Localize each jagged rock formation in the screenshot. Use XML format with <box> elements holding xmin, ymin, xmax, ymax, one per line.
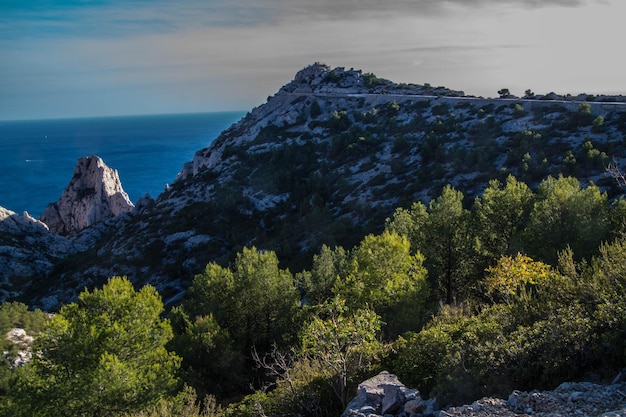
<box><xmin>0</xmin><ymin>156</ymin><xmax>133</xmax><ymax>306</ymax></box>
<box><xmin>39</xmin><ymin>155</ymin><xmax>134</xmax><ymax>236</ymax></box>
<box><xmin>342</xmin><ymin>372</ymin><xmax>626</xmax><ymax>417</ymax></box>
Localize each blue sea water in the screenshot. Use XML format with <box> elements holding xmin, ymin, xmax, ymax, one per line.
<box><xmin>0</xmin><ymin>112</ymin><xmax>245</xmax><ymax>217</ymax></box>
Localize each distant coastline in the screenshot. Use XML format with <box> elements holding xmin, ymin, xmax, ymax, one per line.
<box><xmin>0</xmin><ymin>110</ymin><xmax>248</xmax><ymax>123</ymax></box>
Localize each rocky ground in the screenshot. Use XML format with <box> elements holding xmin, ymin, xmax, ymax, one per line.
<box><xmin>444</xmin><ymin>380</ymin><xmax>626</xmax><ymax>417</ymax></box>
<box><xmin>343</xmin><ymin>371</ymin><xmax>626</xmax><ymax>417</ymax></box>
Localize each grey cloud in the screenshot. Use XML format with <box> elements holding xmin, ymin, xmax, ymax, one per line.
<box><xmin>162</xmin><ymin>0</ymin><xmax>593</xmax><ymax>26</ymax></box>
<box><xmin>399</xmin><ymin>44</ymin><xmax>528</xmax><ymax>53</ymax></box>
<box><xmin>1</xmin><ymin>0</ymin><xmax>593</xmax><ymax>41</ymax></box>
<box><xmin>0</xmin><ymin>0</ymin><xmax>284</xmax><ymax>41</ymax></box>
<box><xmin>274</xmin><ymin>0</ymin><xmax>589</xmax><ymax>20</ymax></box>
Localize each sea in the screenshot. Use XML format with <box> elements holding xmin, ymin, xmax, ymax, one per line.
<box><xmin>0</xmin><ymin>111</ymin><xmax>246</xmax><ymax>217</ymax></box>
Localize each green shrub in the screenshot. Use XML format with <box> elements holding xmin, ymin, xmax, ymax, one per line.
<box><xmin>431</xmin><ymin>103</ymin><xmax>450</xmax><ymax>116</ymax></box>
<box><xmin>390</xmin><ymin>241</ymin><xmax>626</xmax><ymax>405</ymax></box>
<box><xmin>363</xmin><ymin>72</ymin><xmax>384</xmax><ymax>88</ymax></box>
<box><xmin>6</xmin><ymin>277</ymin><xmax>181</xmax><ymax>417</ymax></box>
<box><xmin>0</xmin><ymin>302</ymin><xmax>47</xmax><ymax>337</ymax></box>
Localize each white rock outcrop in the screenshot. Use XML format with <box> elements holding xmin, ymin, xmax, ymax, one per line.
<box><xmin>4</xmin><ymin>328</ymin><xmax>34</xmax><ymax>367</ymax></box>
<box><xmin>40</xmin><ymin>155</ymin><xmax>134</xmax><ymax>235</ymax></box>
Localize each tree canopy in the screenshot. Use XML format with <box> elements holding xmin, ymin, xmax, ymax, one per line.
<box><xmin>5</xmin><ymin>277</ymin><xmax>180</xmax><ymax>417</ymax></box>
<box><xmin>3</xmin><ymin>173</ymin><xmax>626</xmax><ymax>416</ymax></box>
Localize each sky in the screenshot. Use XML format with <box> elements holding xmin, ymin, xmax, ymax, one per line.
<box><xmin>1</xmin><ymin>0</ymin><xmax>625</xmax><ymax>120</ymax></box>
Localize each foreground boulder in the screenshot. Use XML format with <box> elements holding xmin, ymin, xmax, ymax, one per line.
<box><xmin>342</xmin><ymin>371</ymin><xmax>437</xmax><ymax>417</ymax></box>
<box><xmin>40</xmin><ymin>155</ymin><xmax>134</xmax><ymax>235</ymax></box>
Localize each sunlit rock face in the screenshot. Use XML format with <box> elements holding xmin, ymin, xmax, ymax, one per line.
<box><xmin>40</xmin><ymin>155</ymin><xmax>134</xmax><ymax>236</ymax></box>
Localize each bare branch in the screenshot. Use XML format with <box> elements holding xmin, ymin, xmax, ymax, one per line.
<box><xmin>251</xmin><ymin>343</ymin><xmax>296</xmax><ymax>392</ymax></box>
<box><xmin>605</xmin><ymin>158</ymin><xmax>626</xmax><ymax>188</ymax></box>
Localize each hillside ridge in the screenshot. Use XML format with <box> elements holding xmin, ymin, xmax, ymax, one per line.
<box><xmin>2</xmin><ymin>63</ymin><xmax>626</xmax><ymax>309</ymax></box>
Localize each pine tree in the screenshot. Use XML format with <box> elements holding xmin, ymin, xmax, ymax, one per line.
<box><xmin>6</xmin><ymin>277</ymin><xmax>180</xmax><ymax>417</ymax></box>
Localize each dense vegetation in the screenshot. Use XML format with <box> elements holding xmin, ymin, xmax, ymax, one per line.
<box><xmin>2</xmin><ymin>173</ymin><xmax>626</xmax><ymax>416</ymax></box>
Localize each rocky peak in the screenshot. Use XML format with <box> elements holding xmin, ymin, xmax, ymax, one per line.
<box><xmin>277</xmin><ymin>64</ymin><xmax>372</xmax><ymax>96</ymax></box>
<box><xmin>278</xmin><ymin>63</ymin><xmax>356</xmax><ymax>94</ymax></box>
<box><xmin>277</xmin><ymin>63</ymin><xmax>464</xmax><ymax>97</ymax></box>
<box><xmin>39</xmin><ymin>155</ymin><xmax>134</xmax><ymax>236</ymax></box>
<box><xmin>292</xmin><ymin>62</ymin><xmax>332</xmax><ymax>84</ymax></box>
<box><xmin>178</xmin><ymin>63</ymin><xmax>465</xmax><ymax>178</ymax></box>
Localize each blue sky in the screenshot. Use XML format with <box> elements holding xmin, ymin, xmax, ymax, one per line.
<box><xmin>1</xmin><ymin>0</ymin><xmax>624</xmax><ymax>120</ymax></box>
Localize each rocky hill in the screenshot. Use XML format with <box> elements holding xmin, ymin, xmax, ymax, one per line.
<box><xmin>3</xmin><ymin>63</ymin><xmax>626</xmax><ymax>309</ymax></box>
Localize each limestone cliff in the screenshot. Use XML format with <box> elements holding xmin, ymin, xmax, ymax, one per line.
<box><xmin>39</xmin><ymin>155</ymin><xmax>134</xmax><ymax>236</ymax></box>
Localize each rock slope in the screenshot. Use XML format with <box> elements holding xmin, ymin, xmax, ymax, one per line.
<box><xmin>0</xmin><ymin>206</ymin><xmax>82</xmax><ymax>301</ymax></box>
<box><xmin>39</xmin><ymin>155</ymin><xmax>134</xmax><ymax>236</ymax></box>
